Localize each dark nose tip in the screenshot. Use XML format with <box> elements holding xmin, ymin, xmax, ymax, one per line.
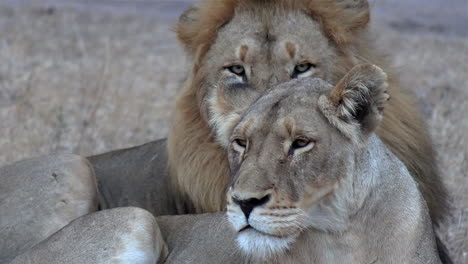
<box><xmin>232</xmin><ymin>195</ymin><xmax>270</xmax><ymax>219</ymax></box>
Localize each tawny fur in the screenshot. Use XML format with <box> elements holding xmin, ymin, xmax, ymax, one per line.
<box><xmin>167</xmin><ymin>0</ymin><xmax>449</xmax><ymax>226</ymax></box>
<box><xmin>221</xmin><ymin>65</ymin><xmax>441</xmax><ymax>263</ymax></box>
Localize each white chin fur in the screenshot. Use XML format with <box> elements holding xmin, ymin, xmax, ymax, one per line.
<box><xmin>236</xmin><ymin>228</ymin><xmax>295</xmax><ymax>259</ymax></box>
<box><xmin>207</xmin><ymin>89</ymin><xmax>241</xmax><ymax>148</ymax></box>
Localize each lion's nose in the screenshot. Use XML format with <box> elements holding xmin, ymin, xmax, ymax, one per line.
<box><xmin>232</xmin><ymin>194</ymin><xmax>270</xmax><ymax>219</ymax></box>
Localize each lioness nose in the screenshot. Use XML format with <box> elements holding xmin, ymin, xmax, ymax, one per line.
<box><xmin>232</xmin><ymin>195</ymin><xmax>270</xmax><ymax>219</ymax></box>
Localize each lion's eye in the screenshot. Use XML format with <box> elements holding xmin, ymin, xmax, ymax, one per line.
<box><xmin>226</xmin><ymin>65</ymin><xmax>246</xmax><ymax>76</ymax></box>
<box><xmin>289</xmin><ymin>137</ymin><xmax>315</xmax><ymax>155</ymax></box>
<box><xmin>295</xmin><ymin>63</ymin><xmax>311</xmax><ymax>73</ymax></box>
<box><xmin>232</xmin><ymin>138</ymin><xmax>247</xmax><ymax>151</ymax></box>
<box><xmin>292</xmin><ymin>63</ymin><xmax>315</xmax><ymax>78</ymax></box>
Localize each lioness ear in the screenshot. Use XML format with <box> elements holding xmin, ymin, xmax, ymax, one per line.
<box><xmin>320</xmin><ymin>64</ymin><xmax>389</xmax><ymax>138</ymax></box>
<box><xmin>176</xmin><ymin>6</ymin><xmax>200</xmax><ymax>54</ymax></box>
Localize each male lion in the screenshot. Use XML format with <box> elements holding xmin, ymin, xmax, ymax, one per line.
<box><xmin>11</xmin><ymin>65</ymin><xmax>441</xmax><ymax>264</ymax></box>
<box><xmin>167</xmin><ymin>0</ymin><xmax>450</xmax><ymax>260</ymax></box>
<box><xmin>169</xmin><ymin>0</ymin><xmax>449</xmax><ymax>223</ymax></box>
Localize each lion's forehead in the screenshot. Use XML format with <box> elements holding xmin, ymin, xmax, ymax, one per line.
<box><xmin>214</xmin><ymin>8</ymin><xmax>330</xmax><ymax>63</ymax></box>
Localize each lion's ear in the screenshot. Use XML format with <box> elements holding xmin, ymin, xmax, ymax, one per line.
<box><xmin>336</xmin><ymin>0</ymin><xmax>369</xmax><ymax>10</ymax></box>
<box><xmin>179</xmin><ymin>6</ymin><xmax>199</xmax><ymax>25</ymax></box>
<box><xmin>176</xmin><ymin>6</ymin><xmax>200</xmax><ymax>54</ymax></box>
<box><xmin>336</xmin><ymin>0</ymin><xmax>370</xmax><ymax>30</ymax></box>
<box><xmin>320</xmin><ymin>64</ymin><xmax>389</xmax><ymax>139</ymax></box>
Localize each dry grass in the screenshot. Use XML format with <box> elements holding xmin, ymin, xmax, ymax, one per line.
<box><xmin>381</xmin><ymin>33</ymin><xmax>468</xmax><ymax>262</ymax></box>
<box><xmin>0</xmin><ymin>4</ymin><xmax>187</xmax><ymax>163</ymax></box>
<box><xmin>0</xmin><ymin>1</ymin><xmax>466</xmax><ymax>262</ymax></box>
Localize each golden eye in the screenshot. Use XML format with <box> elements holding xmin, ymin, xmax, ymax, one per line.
<box><xmin>292</xmin><ymin>63</ymin><xmax>316</xmax><ymax>78</ymax></box>
<box><xmin>227</xmin><ymin>65</ymin><xmax>246</xmax><ymax>76</ymax></box>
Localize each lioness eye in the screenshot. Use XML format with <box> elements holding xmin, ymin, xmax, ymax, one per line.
<box><xmin>292</xmin><ymin>63</ymin><xmax>315</xmax><ymax>78</ymax></box>
<box><xmin>227</xmin><ymin>65</ymin><xmax>246</xmax><ymax>76</ymax></box>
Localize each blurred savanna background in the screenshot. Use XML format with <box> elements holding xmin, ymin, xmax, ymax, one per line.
<box><xmin>0</xmin><ymin>0</ymin><xmax>466</xmax><ymax>262</ymax></box>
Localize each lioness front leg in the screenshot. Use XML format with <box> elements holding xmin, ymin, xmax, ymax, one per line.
<box><xmin>10</xmin><ymin>207</ymin><xmax>168</xmax><ymax>264</ymax></box>
<box><xmin>0</xmin><ymin>154</ymin><xmax>99</xmax><ymax>263</ymax></box>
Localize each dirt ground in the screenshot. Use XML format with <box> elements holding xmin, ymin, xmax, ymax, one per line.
<box><xmin>0</xmin><ymin>0</ymin><xmax>466</xmax><ymax>262</ymax></box>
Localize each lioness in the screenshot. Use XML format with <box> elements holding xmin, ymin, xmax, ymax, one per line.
<box><xmin>164</xmin><ymin>64</ymin><xmax>440</xmax><ymax>263</ymax></box>
<box><xmin>11</xmin><ymin>64</ymin><xmax>440</xmax><ymax>264</ymax></box>
<box><xmin>222</xmin><ymin>64</ymin><xmax>440</xmax><ymax>263</ymax></box>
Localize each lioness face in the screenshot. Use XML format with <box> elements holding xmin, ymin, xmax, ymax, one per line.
<box><xmin>225</xmin><ymin>65</ymin><xmax>388</xmax><ymax>258</ymax></box>
<box><xmin>226</xmin><ymin>78</ymin><xmax>349</xmax><ymax>258</ymax></box>
<box><xmin>201</xmin><ymin>6</ymin><xmax>343</xmax><ymax>147</ymax></box>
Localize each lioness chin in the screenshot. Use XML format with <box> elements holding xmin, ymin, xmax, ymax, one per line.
<box><xmin>224</xmin><ymin>64</ymin><xmax>441</xmax><ymax>263</ymax></box>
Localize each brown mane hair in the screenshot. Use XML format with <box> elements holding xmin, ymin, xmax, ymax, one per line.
<box><xmin>176</xmin><ymin>0</ymin><xmax>369</xmax><ymax>59</ymax></box>
<box><xmin>167</xmin><ymin>0</ymin><xmax>448</xmax><ymax>227</ymax></box>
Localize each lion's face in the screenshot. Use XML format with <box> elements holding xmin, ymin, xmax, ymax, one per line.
<box><xmin>170</xmin><ymin>0</ymin><xmax>375</xmax><ymax>214</ymax></box>
<box><xmin>225</xmin><ymin>65</ymin><xmax>389</xmax><ymax>258</ymax></box>
<box><xmin>200</xmin><ymin>7</ymin><xmax>343</xmax><ymax>147</ymax></box>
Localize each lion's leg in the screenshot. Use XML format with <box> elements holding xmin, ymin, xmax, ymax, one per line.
<box><xmin>0</xmin><ymin>154</ymin><xmax>99</xmax><ymax>263</ymax></box>
<box><xmin>10</xmin><ymin>207</ymin><xmax>168</xmax><ymax>264</ymax></box>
